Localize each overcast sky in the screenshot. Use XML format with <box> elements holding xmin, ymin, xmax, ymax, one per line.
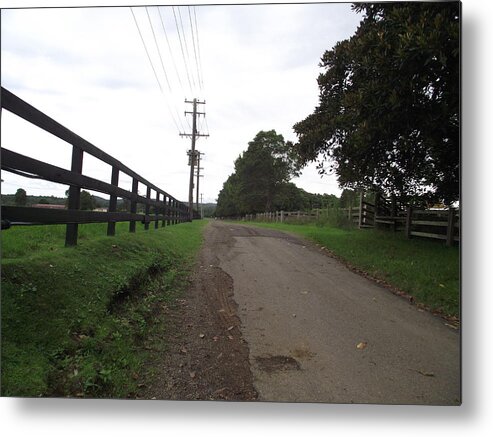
<box><xmin>1</xmin><ymin>1</ymin><xmax>362</xmax><ymax>203</ymax></box>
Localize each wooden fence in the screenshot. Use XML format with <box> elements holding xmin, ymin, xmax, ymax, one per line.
<box><xmin>1</xmin><ymin>87</ymin><xmax>193</xmax><ymax>246</ymax></box>
<box><xmin>242</xmin><ymin>194</ymin><xmax>460</xmax><ymax>246</ymax></box>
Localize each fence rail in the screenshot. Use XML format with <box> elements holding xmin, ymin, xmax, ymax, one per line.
<box><xmin>240</xmin><ymin>199</ymin><xmax>460</xmax><ymax>246</ymax></box>
<box><xmin>1</xmin><ymin>87</ymin><xmax>193</xmax><ymax>245</ymax></box>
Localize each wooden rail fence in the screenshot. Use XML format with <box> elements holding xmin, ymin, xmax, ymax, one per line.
<box><xmin>241</xmin><ymin>193</ymin><xmax>460</xmax><ymax>246</ymax></box>
<box><xmin>1</xmin><ymin>87</ymin><xmax>194</xmax><ymax>246</ymax></box>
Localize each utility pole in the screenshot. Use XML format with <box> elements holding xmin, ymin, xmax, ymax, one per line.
<box><xmin>195</xmin><ymin>151</ymin><xmax>204</xmax><ymax>213</ymax></box>
<box><xmin>180</xmin><ymin>98</ymin><xmax>208</xmax><ymax>220</ymax></box>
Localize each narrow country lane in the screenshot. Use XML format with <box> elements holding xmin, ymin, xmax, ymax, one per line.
<box><xmin>212</xmin><ymin>221</ymin><xmax>460</xmax><ymax>405</ymax></box>
<box><xmin>140</xmin><ymin>220</ymin><xmax>460</xmax><ymax>405</ymax></box>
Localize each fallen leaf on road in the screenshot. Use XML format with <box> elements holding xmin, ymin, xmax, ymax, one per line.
<box><xmin>356</xmin><ymin>342</ymin><xmax>367</xmax><ymax>350</ymax></box>
<box><xmin>300</xmin><ymin>291</ymin><xmax>308</xmax><ymax>295</ymax></box>
<box><xmin>199</xmin><ymin>333</ymin><xmax>205</xmax><ymax>338</ymax></box>
<box><xmin>180</xmin><ymin>347</ymin><xmax>188</xmax><ymax>354</ymax></box>
<box><xmin>445</xmin><ymin>323</ymin><xmax>459</xmax><ymax>330</ymax></box>
<box><xmin>227</xmin><ymin>326</ymin><xmax>234</xmax><ymax>331</ymax></box>
<box><xmin>228</xmin><ymin>335</ymin><xmax>234</xmax><ymax>340</ymax></box>
<box><xmin>190</xmin><ymin>371</ymin><xmax>196</xmax><ymax>379</ymax></box>
<box><xmin>292</xmin><ymin>314</ymin><xmax>297</xmax><ymax>318</ymax></box>
<box><xmin>439</xmin><ymin>284</ymin><xmax>445</xmax><ymax>288</ymax></box>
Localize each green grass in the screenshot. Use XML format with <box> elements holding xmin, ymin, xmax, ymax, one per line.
<box><xmin>244</xmin><ymin>221</ymin><xmax>460</xmax><ymax>318</ymax></box>
<box><xmin>1</xmin><ymin>220</ymin><xmax>207</xmax><ymax>398</ymax></box>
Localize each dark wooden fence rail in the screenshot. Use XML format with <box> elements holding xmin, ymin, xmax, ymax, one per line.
<box><xmin>1</xmin><ymin>87</ymin><xmax>193</xmax><ymax>246</ymax></box>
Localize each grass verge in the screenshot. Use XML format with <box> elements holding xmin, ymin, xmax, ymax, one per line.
<box><xmin>1</xmin><ymin>220</ymin><xmax>207</xmax><ymax>398</ymax></box>
<box><xmin>242</xmin><ymin>221</ymin><xmax>460</xmax><ymax>319</ymax></box>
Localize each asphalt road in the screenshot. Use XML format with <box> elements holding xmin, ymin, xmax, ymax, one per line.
<box><xmin>211</xmin><ymin>221</ymin><xmax>460</xmax><ymax>405</ymax></box>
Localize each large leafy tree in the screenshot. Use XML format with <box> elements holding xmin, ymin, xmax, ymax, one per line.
<box><xmin>14</xmin><ymin>188</ymin><xmax>27</xmax><ymax>206</ymax></box>
<box><xmin>216</xmin><ymin>173</ymin><xmax>241</xmax><ymax>217</ymax></box>
<box><xmin>293</xmin><ymin>2</ymin><xmax>460</xmax><ymax>205</ymax></box>
<box><xmin>216</xmin><ymin>130</ymin><xmax>299</xmax><ymax>216</ymax></box>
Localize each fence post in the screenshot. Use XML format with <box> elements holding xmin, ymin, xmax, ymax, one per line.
<box><xmin>166</xmin><ymin>198</ymin><xmax>170</xmax><ymax>226</ymax></box>
<box><xmin>144</xmin><ymin>186</ymin><xmax>151</xmax><ymax>230</ymax></box>
<box><xmin>391</xmin><ymin>194</ymin><xmax>397</xmax><ymax>232</ymax></box>
<box><xmin>446</xmin><ymin>207</ymin><xmax>456</xmax><ymax>247</ymax></box>
<box><xmin>405</xmin><ymin>206</ymin><xmax>413</xmax><ymax>239</ymax></box>
<box><xmin>65</xmin><ymin>146</ymin><xmax>84</xmax><ymax>246</ymax></box>
<box><xmin>374</xmin><ymin>192</ymin><xmax>381</xmax><ymax>215</ymax></box>
<box><xmin>358</xmin><ymin>192</ymin><xmax>364</xmax><ymax>229</ymax></box>
<box><xmin>107</xmin><ymin>166</ymin><xmax>119</xmax><ymax>236</ymax></box>
<box><xmin>155</xmin><ymin>192</ymin><xmax>160</xmax><ymax>229</ymax></box>
<box><xmin>129</xmin><ymin>177</ymin><xmax>138</xmax><ymax>233</ymax></box>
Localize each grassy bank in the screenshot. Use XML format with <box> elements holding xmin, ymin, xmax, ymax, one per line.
<box><xmin>1</xmin><ymin>220</ymin><xmax>207</xmax><ymax>398</ymax></box>
<box><xmin>244</xmin><ymin>221</ymin><xmax>460</xmax><ymax>318</ymax></box>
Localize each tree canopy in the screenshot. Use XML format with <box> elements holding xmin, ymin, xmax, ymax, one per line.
<box><xmin>14</xmin><ymin>188</ymin><xmax>27</xmax><ymax>206</ymax></box>
<box><xmin>293</xmin><ymin>2</ymin><xmax>460</xmax><ymax>205</ymax></box>
<box><xmin>216</xmin><ymin>130</ymin><xmax>339</xmax><ymax>217</ymax></box>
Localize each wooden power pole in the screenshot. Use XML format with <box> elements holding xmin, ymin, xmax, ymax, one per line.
<box><xmin>195</xmin><ymin>151</ymin><xmax>204</xmax><ymax>213</ymax></box>
<box><xmin>180</xmin><ymin>98</ymin><xmax>208</xmax><ymax>221</ymax></box>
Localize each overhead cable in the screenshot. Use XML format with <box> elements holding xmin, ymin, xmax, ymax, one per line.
<box><xmin>157</xmin><ymin>6</ymin><xmax>184</xmax><ymax>91</ymax></box>
<box><xmin>188</xmin><ymin>6</ymin><xmax>202</xmax><ymax>91</ymax></box>
<box><xmin>130</xmin><ymin>7</ymin><xmax>182</xmax><ymax>133</ymax></box>
<box><xmin>172</xmin><ymin>6</ymin><xmax>193</xmax><ymax>93</ymax></box>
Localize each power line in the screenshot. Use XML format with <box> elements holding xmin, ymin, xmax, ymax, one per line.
<box><xmin>177</xmin><ymin>6</ymin><xmax>196</xmax><ymax>91</ymax></box>
<box><xmin>131</xmin><ymin>7</ymin><xmax>164</xmax><ymax>94</ymax></box>
<box><xmin>130</xmin><ymin>7</ymin><xmax>182</xmax><ymax>134</ymax></box>
<box><xmin>188</xmin><ymin>6</ymin><xmax>202</xmax><ymax>91</ymax></box>
<box><xmin>145</xmin><ymin>6</ymin><xmax>186</xmax><ymax>133</ymax></box>
<box><xmin>172</xmin><ymin>6</ymin><xmax>193</xmax><ymax>93</ymax></box>
<box><xmin>193</xmin><ymin>6</ymin><xmax>205</xmax><ymax>90</ymax></box>
<box><xmin>157</xmin><ymin>6</ymin><xmax>184</xmax><ymax>91</ymax></box>
<box><xmin>145</xmin><ymin>6</ymin><xmax>171</xmax><ymax>92</ymax></box>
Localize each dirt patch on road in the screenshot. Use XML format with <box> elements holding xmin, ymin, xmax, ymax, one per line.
<box><xmin>137</xmin><ymin>223</ymin><xmax>257</xmax><ymax>401</ymax></box>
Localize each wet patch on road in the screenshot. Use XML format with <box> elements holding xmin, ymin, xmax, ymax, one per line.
<box><xmin>255</xmin><ymin>355</ymin><xmax>301</xmax><ymax>373</ymax></box>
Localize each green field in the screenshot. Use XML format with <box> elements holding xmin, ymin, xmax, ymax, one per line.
<box><xmin>243</xmin><ymin>221</ymin><xmax>460</xmax><ymax>318</ymax></box>
<box><xmin>1</xmin><ymin>220</ymin><xmax>207</xmax><ymax>398</ymax></box>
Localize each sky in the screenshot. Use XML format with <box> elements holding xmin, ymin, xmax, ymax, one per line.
<box><xmin>0</xmin><ymin>1</ymin><xmax>363</xmax><ymax>204</ymax></box>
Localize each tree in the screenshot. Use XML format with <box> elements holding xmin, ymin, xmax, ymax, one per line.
<box><xmin>215</xmin><ymin>173</ymin><xmax>241</xmax><ymax>217</ymax></box>
<box><xmin>293</xmin><ymin>2</ymin><xmax>460</xmax><ymax>205</ymax></box>
<box><xmin>65</xmin><ymin>189</ymin><xmax>95</xmax><ymax>210</ymax></box>
<box><xmin>216</xmin><ymin>130</ymin><xmax>299</xmax><ymax>216</ymax></box>
<box><xmin>79</xmin><ymin>190</ymin><xmax>95</xmax><ymax>210</ymax></box>
<box><xmin>14</xmin><ymin>188</ymin><xmax>27</xmax><ymax>206</ymax></box>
